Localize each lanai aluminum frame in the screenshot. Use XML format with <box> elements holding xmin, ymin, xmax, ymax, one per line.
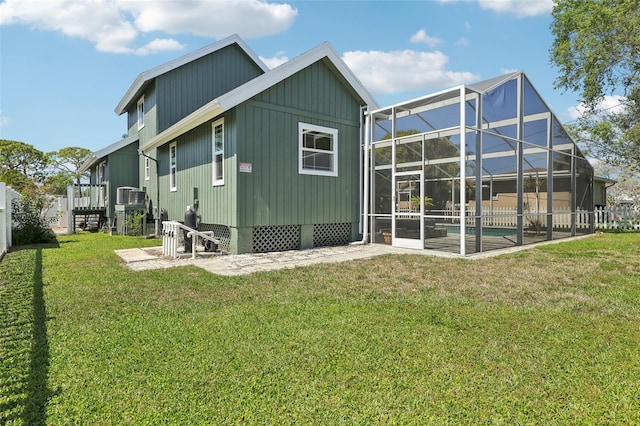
<box><xmin>365</xmin><ymin>72</ymin><xmax>594</xmax><ymax>255</ymax></box>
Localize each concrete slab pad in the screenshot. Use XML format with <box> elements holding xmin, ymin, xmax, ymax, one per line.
<box><xmin>115</xmin><ymin>248</ymin><xmax>161</xmax><ymax>263</ymax></box>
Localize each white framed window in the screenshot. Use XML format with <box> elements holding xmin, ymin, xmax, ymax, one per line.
<box><xmin>144</xmin><ymin>157</ymin><xmax>150</xmax><ymax>181</ymax></box>
<box><xmin>137</xmin><ymin>96</ymin><xmax>145</xmax><ymax>130</ymax></box>
<box><xmin>169</xmin><ymin>142</ymin><xmax>177</xmax><ymax>192</ymax></box>
<box><xmin>299</xmin><ymin>122</ymin><xmax>338</xmax><ymax>177</ymax></box>
<box><xmin>212</xmin><ymin>118</ymin><xmax>224</xmax><ymax>186</ymax></box>
<box><xmin>98</xmin><ymin>161</ymin><xmax>107</xmax><ymax>183</ymax></box>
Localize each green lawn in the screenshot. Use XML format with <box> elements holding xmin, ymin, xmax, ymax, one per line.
<box><xmin>1</xmin><ymin>232</ymin><xmax>639</xmax><ymax>425</ymax></box>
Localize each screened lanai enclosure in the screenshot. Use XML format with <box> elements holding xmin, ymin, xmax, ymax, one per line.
<box><xmin>366</xmin><ymin>72</ymin><xmax>594</xmax><ymax>255</ymax></box>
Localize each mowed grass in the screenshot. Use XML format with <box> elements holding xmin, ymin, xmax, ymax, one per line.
<box><xmin>1</xmin><ymin>232</ymin><xmax>639</xmax><ymax>424</ymax></box>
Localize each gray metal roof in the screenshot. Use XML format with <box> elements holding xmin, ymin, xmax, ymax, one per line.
<box><xmin>141</xmin><ymin>41</ymin><xmax>379</xmax><ymax>152</ymax></box>
<box><xmin>114</xmin><ymin>34</ymin><xmax>269</xmax><ymax>115</ymax></box>
<box><xmin>467</xmin><ymin>71</ymin><xmax>522</xmax><ymax>93</ymax></box>
<box><xmin>79</xmin><ymin>133</ymin><xmax>139</xmax><ymax>173</ymax></box>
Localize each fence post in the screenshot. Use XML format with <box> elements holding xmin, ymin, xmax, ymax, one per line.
<box><xmin>0</xmin><ymin>182</ymin><xmax>7</xmax><ymax>257</ymax></box>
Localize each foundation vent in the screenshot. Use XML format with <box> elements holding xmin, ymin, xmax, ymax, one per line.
<box><xmin>313</xmin><ymin>223</ymin><xmax>351</xmax><ymax>247</ymax></box>
<box><xmin>252</xmin><ymin>225</ymin><xmax>301</xmax><ymax>253</ymax></box>
<box><xmin>198</xmin><ymin>223</ymin><xmax>231</xmax><ymax>253</ymax></box>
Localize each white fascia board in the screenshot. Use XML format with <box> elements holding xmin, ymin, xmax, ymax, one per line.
<box><xmin>319</xmin><ymin>43</ymin><xmax>379</xmax><ymax>109</ymax></box>
<box><xmin>232</xmin><ymin>41</ymin><xmax>379</xmax><ymax>109</ymax></box>
<box><xmin>78</xmin><ymin>155</ymin><xmax>97</xmax><ymax>174</ymax></box>
<box><xmin>114</xmin><ymin>34</ymin><xmax>268</xmax><ymax>115</ymax></box>
<box><xmin>141</xmin><ymin>102</ymin><xmax>223</xmax><ymax>153</ymax></box>
<box><xmin>141</xmin><ymin>41</ymin><xmax>381</xmax><ymax>153</ymax></box>
<box><xmin>79</xmin><ymin>134</ymin><xmax>140</xmax><ymax>173</ymax></box>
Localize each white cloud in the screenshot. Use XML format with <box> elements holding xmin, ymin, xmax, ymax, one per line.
<box><xmin>133</xmin><ymin>39</ymin><xmax>185</xmax><ymax>56</ymax></box>
<box><xmin>0</xmin><ymin>0</ymin><xmax>297</xmax><ymax>55</ymax></box>
<box><xmin>568</xmin><ymin>96</ymin><xmax>627</xmax><ymax>120</ymax></box>
<box><xmin>0</xmin><ymin>110</ymin><xmax>9</xmax><ymax>127</ymax></box>
<box><xmin>456</xmin><ymin>37</ymin><xmax>469</xmax><ymax>46</ymax></box>
<box><xmin>409</xmin><ymin>29</ymin><xmax>441</xmax><ymax>48</ymax></box>
<box><xmin>438</xmin><ymin>0</ymin><xmax>553</xmax><ymax>17</ymax></box>
<box><xmin>480</xmin><ymin>0</ymin><xmax>553</xmax><ymax>17</ymax></box>
<box><xmin>260</xmin><ymin>52</ymin><xmax>290</xmax><ymax>69</ymax></box>
<box><xmin>120</xmin><ymin>0</ymin><xmax>297</xmax><ymax>39</ymax></box>
<box><xmin>500</xmin><ymin>68</ymin><xmax>520</xmax><ymax>75</ymax></box>
<box><xmin>342</xmin><ymin>49</ymin><xmax>479</xmax><ymax>95</ymax></box>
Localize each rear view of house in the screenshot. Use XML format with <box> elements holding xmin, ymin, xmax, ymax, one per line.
<box><xmin>78</xmin><ymin>35</ymin><xmax>597</xmax><ymax>257</ymax></box>
<box><xmin>112</xmin><ymin>34</ymin><xmax>377</xmax><ymax>253</ymax></box>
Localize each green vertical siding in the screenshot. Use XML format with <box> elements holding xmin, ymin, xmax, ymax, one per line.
<box><xmin>156</xmin><ymin>110</ymin><xmax>237</xmax><ymax>225</ymax></box>
<box><xmin>126</xmin><ymin>81</ymin><xmax>157</xmax><ymax>143</ymax></box>
<box><xmin>156</xmin><ymin>44</ymin><xmax>264</xmax><ymax>133</ymax></box>
<box><xmin>236</xmin><ymin>61</ymin><xmax>362</xmax><ymax>228</ymax></box>
<box><xmin>153</xmin><ymin>57</ymin><xmax>364</xmax><ymax>253</ymax></box>
<box><xmin>107</xmin><ymin>143</ymin><xmax>140</xmax><ymax>222</ymax></box>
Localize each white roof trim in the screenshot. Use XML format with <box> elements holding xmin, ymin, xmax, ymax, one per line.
<box><xmin>141</xmin><ymin>42</ymin><xmax>379</xmax><ymax>153</ymax></box>
<box><xmin>80</xmin><ymin>133</ymin><xmax>140</xmax><ymax>173</ymax></box>
<box><xmin>115</xmin><ymin>34</ymin><xmax>268</xmax><ymax>115</ymax></box>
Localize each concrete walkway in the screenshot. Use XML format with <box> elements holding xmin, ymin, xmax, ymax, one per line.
<box><xmin>114</xmin><ymin>234</ymin><xmax>595</xmax><ymax>276</ymax></box>
<box><xmin>114</xmin><ymin>244</ymin><xmax>418</xmax><ymax>276</ymax></box>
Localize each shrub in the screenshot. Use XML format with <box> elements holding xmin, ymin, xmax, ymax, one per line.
<box><xmin>11</xmin><ymin>192</ymin><xmax>57</xmax><ymax>245</ymax></box>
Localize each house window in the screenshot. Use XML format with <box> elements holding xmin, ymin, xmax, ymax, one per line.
<box><xmin>144</xmin><ymin>157</ymin><xmax>150</xmax><ymax>181</ymax></box>
<box><xmin>169</xmin><ymin>142</ymin><xmax>177</xmax><ymax>192</ymax></box>
<box><xmin>137</xmin><ymin>96</ymin><xmax>145</xmax><ymax>130</ymax></box>
<box><xmin>212</xmin><ymin>118</ymin><xmax>224</xmax><ymax>186</ymax></box>
<box><xmin>98</xmin><ymin>161</ymin><xmax>107</xmax><ymax>183</ymax></box>
<box><xmin>299</xmin><ymin>123</ymin><xmax>338</xmax><ymax>177</ymax></box>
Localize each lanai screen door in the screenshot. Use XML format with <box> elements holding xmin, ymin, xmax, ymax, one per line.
<box><xmin>393</xmin><ymin>171</ymin><xmax>423</xmax><ymax>249</ymax></box>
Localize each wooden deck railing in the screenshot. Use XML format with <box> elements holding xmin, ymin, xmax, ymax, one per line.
<box><xmin>67</xmin><ymin>184</ymin><xmax>107</xmax><ymax>211</ymax></box>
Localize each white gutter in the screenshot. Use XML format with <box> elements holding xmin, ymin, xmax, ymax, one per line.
<box><xmin>351</xmin><ymin>106</ymin><xmax>370</xmax><ymax>245</ymax></box>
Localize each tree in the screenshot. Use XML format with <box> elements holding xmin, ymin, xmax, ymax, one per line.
<box><xmin>550</xmin><ymin>0</ymin><xmax>640</xmax><ymax>171</ymax></box>
<box><xmin>44</xmin><ymin>173</ymin><xmax>73</xmax><ymax>196</ymax></box>
<box><xmin>594</xmin><ymin>161</ymin><xmax>640</xmax><ymax>207</ymax></box>
<box><xmin>0</xmin><ymin>139</ymin><xmax>49</xmax><ymax>186</ymax></box>
<box><xmin>47</xmin><ymin>146</ymin><xmax>91</xmax><ymax>188</ymax></box>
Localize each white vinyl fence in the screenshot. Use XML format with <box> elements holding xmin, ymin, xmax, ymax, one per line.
<box><xmin>594</xmin><ymin>206</ymin><xmax>640</xmax><ymax>230</ymax></box>
<box><xmin>0</xmin><ymin>182</ymin><xmax>21</xmax><ymax>259</ymax></box>
<box><xmin>461</xmin><ymin>206</ymin><xmax>639</xmax><ymax>230</ymax></box>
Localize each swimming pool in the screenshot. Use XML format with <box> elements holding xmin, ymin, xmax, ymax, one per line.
<box><xmin>439</xmin><ymin>224</ymin><xmax>517</xmax><ymax>237</ymax></box>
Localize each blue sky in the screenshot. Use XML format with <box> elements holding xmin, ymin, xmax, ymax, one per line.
<box><xmin>1</xmin><ymin>0</ymin><xmax>597</xmax><ymax>154</ymax></box>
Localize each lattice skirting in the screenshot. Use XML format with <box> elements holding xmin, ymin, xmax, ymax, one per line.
<box><xmin>313</xmin><ymin>223</ymin><xmax>352</xmax><ymax>247</ymax></box>
<box><xmin>198</xmin><ymin>223</ymin><xmax>231</xmax><ymax>253</ymax></box>
<box><xmin>252</xmin><ymin>225</ymin><xmax>301</xmax><ymax>253</ymax></box>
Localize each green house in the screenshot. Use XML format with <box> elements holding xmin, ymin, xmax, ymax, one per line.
<box><xmin>82</xmin><ymin>35</ymin><xmax>597</xmax><ymax>257</ymax></box>
<box><xmin>73</xmin><ymin>134</ymin><xmax>140</xmax><ymax>231</ymax></box>
<box><xmin>112</xmin><ymin>34</ymin><xmax>377</xmax><ymax>253</ymax></box>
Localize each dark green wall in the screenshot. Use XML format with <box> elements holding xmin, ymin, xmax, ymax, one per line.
<box><xmin>89</xmin><ymin>142</ymin><xmax>140</xmax><ymax>224</ymax></box>
<box><xmin>156</xmin><ymin>109</ymin><xmax>237</xmax><ymax>225</ymax></box>
<box><xmin>235</xmin><ymin>60</ymin><xmax>362</xmax><ymax>228</ymax></box>
<box><xmin>156</xmin><ymin>44</ymin><xmax>264</xmax><ymax>133</ymax></box>
<box><xmin>152</xmin><ymin>58</ymin><xmax>364</xmax><ymax>253</ymax></box>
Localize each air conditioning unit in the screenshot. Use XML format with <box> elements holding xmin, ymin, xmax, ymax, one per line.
<box><xmin>128</xmin><ymin>190</ymin><xmax>146</xmax><ymax>206</ymax></box>
<box><xmin>116</xmin><ymin>186</ymin><xmax>138</xmax><ymax>205</ymax></box>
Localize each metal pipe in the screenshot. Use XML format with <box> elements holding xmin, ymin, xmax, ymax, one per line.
<box><xmin>138</xmin><ymin>149</ymin><xmax>160</xmax><ymax>235</ymax></box>
<box><xmin>351</xmin><ymin>106</ymin><xmax>371</xmax><ymax>245</ymax></box>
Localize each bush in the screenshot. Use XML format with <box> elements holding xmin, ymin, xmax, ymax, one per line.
<box><xmin>11</xmin><ymin>193</ymin><xmax>57</xmax><ymax>245</ymax></box>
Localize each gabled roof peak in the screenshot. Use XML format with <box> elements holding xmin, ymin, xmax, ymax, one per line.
<box><xmin>114</xmin><ymin>34</ymin><xmax>268</xmax><ymax>115</ymax></box>
<box><xmin>141</xmin><ymin>40</ymin><xmax>379</xmax><ymax>152</ymax></box>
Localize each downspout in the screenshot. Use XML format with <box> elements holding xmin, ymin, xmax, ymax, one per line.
<box><xmin>351</xmin><ymin>105</ymin><xmax>370</xmax><ymax>245</ymax></box>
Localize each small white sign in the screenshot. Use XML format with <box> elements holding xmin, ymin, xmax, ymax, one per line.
<box><xmin>239</xmin><ymin>162</ymin><xmax>252</xmax><ymax>173</ymax></box>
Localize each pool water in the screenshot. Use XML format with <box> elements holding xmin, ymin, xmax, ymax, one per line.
<box><xmin>439</xmin><ymin>224</ymin><xmax>517</xmax><ymax>237</ymax></box>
